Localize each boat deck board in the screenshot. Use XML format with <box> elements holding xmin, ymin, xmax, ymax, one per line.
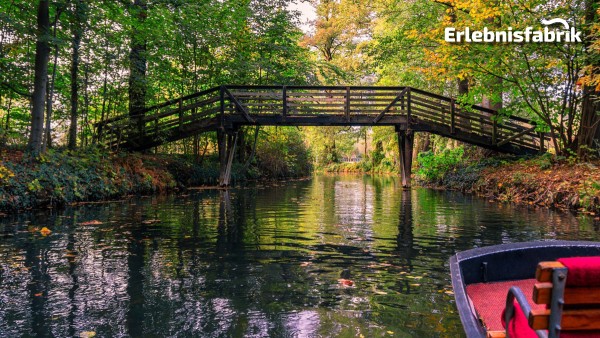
<box><xmin>465</xmin><ymin>278</ymin><xmax>545</xmax><ymax>331</ymax></box>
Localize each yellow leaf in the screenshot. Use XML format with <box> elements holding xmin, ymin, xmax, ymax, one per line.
<box><xmin>40</xmin><ymin>227</ymin><xmax>52</xmax><ymax>236</ymax></box>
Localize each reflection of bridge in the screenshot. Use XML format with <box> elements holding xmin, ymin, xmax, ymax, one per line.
<box><xmin>96</xmin><ymin>86</ymin><xmax>548</xmax><ymax>187</ymax></box>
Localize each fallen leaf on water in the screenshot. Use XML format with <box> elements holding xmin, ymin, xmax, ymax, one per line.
<box><xmin>34</xmin><ymin>293</ymin><xmax>42</xmax><ymax>297</ymax></box>
<box><xmin>387</xmin><ymin>331</ymin><xmax>394</xmax><ymax>335</ymax></box>
<box><xmin>40</xmin><ymin>227</ymin><xmax>52</xmax><ymax>236</ymax></box>
<box><xmin>80</xmin><ymin>331</ymin><xmax>96</xmax><ymax>338</ymax></box>
<box><xmin>79</xmin><ymin>220</ymin><xmax>103</xmax><ymax>226</ymax></box>
<box><xmin>410</xmin><ymin>283</ymin><xmax>420</xmax><ymax>287</ymax></box>
<box><xmin>338</xmin><ymin>279</ymin><xmax>354</xmax><ymax>287</ymax></box>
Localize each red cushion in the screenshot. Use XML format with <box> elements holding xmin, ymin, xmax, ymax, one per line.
<box><xmin>501</xmin><ymin>302</ymin><xmax>600</xmax><ymax>337</ymax></box>
<box><xmin>502</xmin><ymin>300</ymin><xmax>538</xmax><ymax>338</ymax></box>
<box><xmin>558</xmin><ymin>256</ymin><xmax>600</xmax><ymax>287</ymax></box>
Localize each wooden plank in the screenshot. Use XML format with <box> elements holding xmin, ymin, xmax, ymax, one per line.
<box><xmin>534</xmin><ymin>283</ymin><xmax>600</xmax><ymax>305</ymax></box>
<box><xmin>410</xmin><ymin>94</ymin><xmax>452</xmax><ymax>110</ymax></box>
<box><xmin>486</xmin><ymin>331</ymin><xmax>505</xmax><ymax>338</ymax></box>
<box><xmin>529</xmin><ymin>309</ymin><xmax>552</xmax><ymax>330</ymax></box>
<box><xmin>451</xmin><ymin>99</ymin><xmax>456</xmax><ymax>134</ymax></box>
<box><xmin>410</xmin><ymin>107</ymin><xmax>451</xmax><ymax>125</ymax></box>
<box><xmin>223</xmin><ymin>87</ymin><xmax>255</xmax><ymax>123</ymax></box>
<box><xmin>560</xmin><ymin>309</ymin><xmax>600</xmax><ymax>330</ymax></box>
<box><xmin>529</xmin><ymin>308</ymin><xmax>600</xmax><ymax>330</ymax></box>
<box><xmin>496</xmin><ymin>125</ymin><xmax>538</xmax><ymax>146</ymax></box>
<box><xmin>282</xmin><ymin>86</ymin><xmax>287</xmax><ymax>117</ymax></box>
<box><xmin>351</xmin><ymin>108</ymin><xmax>404</xmax><ymax>114</ymax></box>
<box><xmin>349</xmin><ymin>98</ymin><xmax>403</xmax><ymax>103</ymax></box>
<box><xmin>373</xmin><ymin>88</ymin><xmax>409</xmax><ymax>123</ymax></box>
<box><xmin>350</xmin><ymin>102</ymin><xmax>397</xmax><ymax>107</ymax></box>
<box><xmin>536</xmin><ymin>261</ymin><xmax>566</xmax><ymax>282</ymax></box>
<box><xmin>140</xmin><ymin>96</ymin><xmax>220</xmax><ymax>123</ymax></box>
<box><xmin>230</xmin><ymin>91</ymin><xmax>282</xmax><ymax>98</ymax></box>
<box><xmin>286</xmin><ymin>93</ymin><xmax>348</xmax><ymax>98</ymax></box>
<box><xmin>287</xmin><ymin>102</ymin><xmax>348</xmax><ymax>108</ymax></box>
<box><xmin>411</xmin><ymin>98</ymin><xmax>492</xmax><ymax>127</ymax></box>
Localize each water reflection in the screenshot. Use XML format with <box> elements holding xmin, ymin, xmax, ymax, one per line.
<box><xmin>0</xmin><ymin>175</ymin><xmax>598</xmax><ymax>337</ymax></box>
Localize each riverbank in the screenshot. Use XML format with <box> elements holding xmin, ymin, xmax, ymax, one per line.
<box><xmin>320</xmin><ymin>161</ymin><xmax>399</xmax><ymax>175</ymax></box>
<box><xmin>0</xmin><ymin>148</ymin><xmax>308</xmax><ymax>212</ymax></box>
<box><xmin>417</xmin><ymin>155</ymin><xmax>600</xmax><ymax>216</ymax></box>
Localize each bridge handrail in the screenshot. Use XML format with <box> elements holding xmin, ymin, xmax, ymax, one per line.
<box><xmin>95</xmin><ymin>85</ymin><xmax>548</xmax><ymax>153</ymax></box>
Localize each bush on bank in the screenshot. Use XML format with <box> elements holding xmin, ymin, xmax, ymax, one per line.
<box><xmin>0</xmin><ymin>148</ymin><xmax>178</xmax><ymax>211</ymax></box>
<box><xmin>0</xmin><ymin>137</ymin><xmax>313</xmax><ymax>211</ymax></box>
<box><xmin>416</xmin><ymin>151</ymin><xmax>600</xmax><ymax>214</ymax></box>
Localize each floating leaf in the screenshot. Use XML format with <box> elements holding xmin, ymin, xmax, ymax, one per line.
<box><xmin>338</xmin><ymin>279</ymin><xmax>354</xmax><ymax>287</ymax></box>
<box><xmin>80</xmin><ymin>331</ymin><xmax>96</xmax><ymax>338</ymax></box>
<box><xmin>40</xmin><ymin>227</ymin><xmax>52</xmax><ymax>236</ymax></box>
<box><xmin>79</xmin><ymin>220</ymin><xmax>103</xmax><ymax>226</ymax></box>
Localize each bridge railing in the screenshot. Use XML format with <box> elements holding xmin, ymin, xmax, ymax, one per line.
<box><xmin>226</xmin><ymin>85</ymin><xmax>408</xmax><ymax>119</ymax></box>
<box><xmin>227</xmin><ymin>86</ymin><xmax>547</xmax><ymax>151</ymax></box>
<box><xmin>97</xmin><ymin>87</ymin><xmax>231</xmax><ymax>149</ymax></box>
<box><xmin>95</xmin><ymin>85</ymin><xmax>548</xmax><ymax>153</ymax></box>
<box><xmin>408</xmin><ymin>88</ymin><xmax>547</xmax><ymax>151</ymax></box>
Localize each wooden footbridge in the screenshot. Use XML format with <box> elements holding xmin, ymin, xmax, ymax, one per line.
<box><xmin>96</xmin><ymin>85</ymin><xmax>548</xmax><ymax>187</ymax></box>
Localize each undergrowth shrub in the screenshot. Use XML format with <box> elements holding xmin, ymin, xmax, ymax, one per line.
<box><xmin>416</xmin><ymin>146</ymin><xmax>465</xmax><ymax>183</ymax></box>
<box><xmin>0</xmin><ymin>148</ymin><xmax>180</xmax><ymax>210</ymax></box>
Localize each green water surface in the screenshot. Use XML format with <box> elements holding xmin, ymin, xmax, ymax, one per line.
<box><xmin>0</xmin><ymin>175</ymin><xmax>598</xmax><ymax>337</ymax></box>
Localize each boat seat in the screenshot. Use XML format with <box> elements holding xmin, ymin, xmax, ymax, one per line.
<box><xmin>495</xmin><ymin>256</ymin><xmax>600</xmax><ymax>338</ymax></box>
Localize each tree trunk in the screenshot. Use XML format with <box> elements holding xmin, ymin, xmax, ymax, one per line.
<box><xmin>578</xmin><ymin>88</ymin><xmax>600</xmax><ymax>158</ymax></box>
<box><xmin>81</xmin><ymin>62</ymin><xmax>90</xmax><ymax>147</ymax></box>
<box><xmin>0</xmin><ymin>96</ymin><xmax>12</xmax><ymax>154</ymax></box>
<box><xmin>68</xmin><ymin>0</ymin><xmax>84</xmax><ymax>150</ymax></box>
<box><xmin>28</xmin><ymin>0</ymin><xmax>50</xmax><ymax>156</ymax></box>
<box><xmin>44</xmin><ymin>17</ymin><xmax>59</xmax><ymax>151</ymax></box>
<box><xmin>5</xmin><ymin>96</ymin><xmax>11</xmax><ymax>132</ymax></box>
<box><xmin>577</xmin><ymin>0</ymin><xmax>600</xmax><ymax>159</ymax></box>
<box><xmin>128</xmin><ymin>0</ymin><xmax>147</xmax><ymax>136</ymax></box>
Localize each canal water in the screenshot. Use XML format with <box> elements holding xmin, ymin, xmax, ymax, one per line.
<box><xmin>1</xmin><ymin>175</ymin><xmax>598</xmax><ymax>337</ymax></box>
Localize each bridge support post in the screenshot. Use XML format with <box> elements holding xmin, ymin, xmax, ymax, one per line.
<box><xmin>218</xmin><ymin>128</ymin><xmax>239</xmax><ymax>187</ymax></box>
<box><xmin>397</xmin><ymin>128</ymin><xmax>414</xmax><ymax>188</ymax></box>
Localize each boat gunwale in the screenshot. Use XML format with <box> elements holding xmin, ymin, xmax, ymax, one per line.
<box><xmin>450</xmin><ymin>240</ymin><xmax>600</xmax><ymax>338</ymax></box>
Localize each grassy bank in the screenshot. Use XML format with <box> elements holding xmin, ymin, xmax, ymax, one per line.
<box><xmin>416</xmin><ymin>151</ymin><xmax>600</xmax><ymax>215</ymax></box>
<box><xmin>0</xmin><ymin>147</ymin><xmax>308</xmax><ymax>212</ymax></box>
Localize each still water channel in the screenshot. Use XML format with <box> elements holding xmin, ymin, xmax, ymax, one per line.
<box><xmin>1</xmin><ymin>175</ymin><xmax>599</xmax><ymax>337</ymax></box>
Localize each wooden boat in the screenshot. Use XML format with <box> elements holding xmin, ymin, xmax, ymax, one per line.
<box><xmin>450</xmin><ymin>241</ymin><xmax>600</xmax><ymax>338</ymax></box>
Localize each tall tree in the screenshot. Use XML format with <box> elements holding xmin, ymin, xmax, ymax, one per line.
<box><xmin>28</xmin><ymin>0</ymin><xmax>51</xmax><ymax>156</ymax></box>
<box><xmin>128</xmin><ymin>0</ymin><xmax>147</xmax><ymax>135</ymax></box>
<box><xmin>577</xmin><ymin>0</ymin><xmax>600</xmax><ymax>158</ymax></box>
<box><xmin>68</xmin><ymin>0</ymin><xmax>86</xmax><ymax>150</ymax></box>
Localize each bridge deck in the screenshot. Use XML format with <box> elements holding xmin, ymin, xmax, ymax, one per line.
<box><xmin>96</xmin><ymin>85</ymin><xmax>548</xmax><ymax>155</ymax></box>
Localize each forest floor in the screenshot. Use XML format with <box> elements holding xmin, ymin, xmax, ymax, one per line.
<box><xmin>419</xmin><ymin>156</ymin><xmax>600</xmax><ymax>217</ymax></box>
